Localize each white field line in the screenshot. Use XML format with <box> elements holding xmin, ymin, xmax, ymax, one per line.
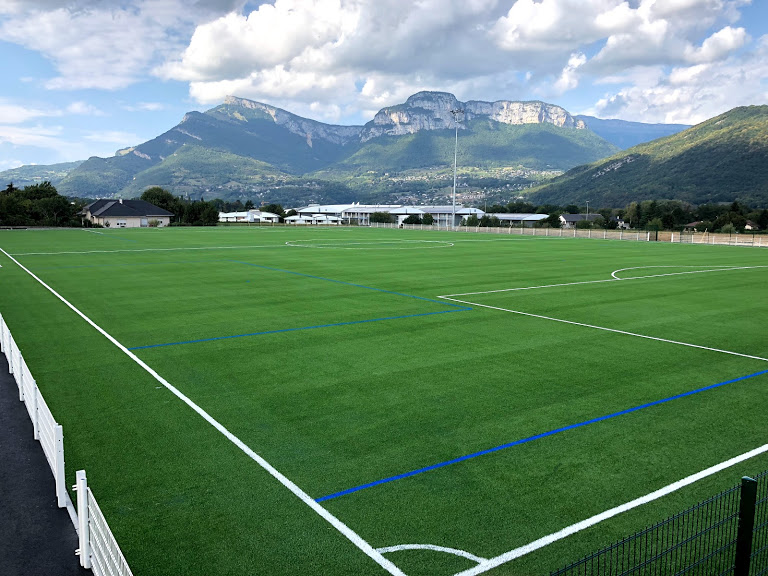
<box><xmin>286</xmin><ymin>240</ymin><xmax>454</xmax><ymax>249</ymax></box>
<box><xmin>0</xmin><ymin>247</ymin><xmax>406</xmax><ymax>576</ymax></box>
<box><xmin>11</xmin><ymin>244</ymin><xmax>285</xmax><ymax>256</ymax></box>
<box><xmin>453</xmin><ymin>443</ymin><xmax>768</xmax><ymax>576</ymax></box>
<box><xmin>376</xmin><ymin>544</ymin><xmax>487</xmax><ymax>564</ymax></box>
<box><xmin>610</xmin><ymin>265</ymin><xmax>768</xmax><ymax>280</ymax></box>
<box><xmin>439</xmin><ymin>296</ymin><xmax>768</xmax><ymax>363</ymax></box>
<box><xmin>443</xmin><ymin>265</ymin><xmax>768</xmax><ymax>298</ymax></box>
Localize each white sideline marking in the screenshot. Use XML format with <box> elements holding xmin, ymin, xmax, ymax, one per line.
<box><xmin>439</xmin><ymin>297</ymin><xmax>768</xmax><ymax>363</ymax></box>
<box><xmin>444</xmin><ymin>265</ymin><xmax>768</xmax><ymax>297</ymax></box>
<box><xmin>83</xmin><ymin>230</ymin><xmax>107</xmax><ymax>236</ymax></box>
<box><xmin>377</xmin><ymin>544</ymin><xmax>487</xmax><ymax>564</ymax></box>
<box><xmin>11</xmin><ymin>244</ymin><xmax>284</xmax><ymax>256</ymax></box>
<box><xmin>0</xmin><ymin>247</ymin><xmax>406</xmax><ymax>576</ymax></box>
<box><xmin>453</xmin><ymin>443</ymin><xmax>768</xmax><ymax>576</ymax></box>
<box><xmin>286</xmin><ymin>240</ymin><xmax>454</xmax><ymax>249</ymax></box>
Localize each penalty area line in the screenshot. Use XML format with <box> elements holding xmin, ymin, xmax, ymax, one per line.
<box><xmin>453</xmin><ymin>442</ymin><xmax>768</xmax><ymax>576</ymax></box>
<box><xmin>438</xmin><ymin>297</ymin><xmax>768</xmax><ymax>363</ymax></box>
<box><xmin>443</xmin><ymin>265</ymin><xmax>768</xmax><ymax>298</ymax></box>
<box><xmin>0</xmin><ymin>247</ymin><xmax>406</xmax><ymax>576</ymax></box>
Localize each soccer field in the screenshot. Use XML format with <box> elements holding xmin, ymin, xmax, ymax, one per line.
<box><xmin>1</xmin><ymin>226</ymin><xmax>767</xmax><ymax>576</ymax></box>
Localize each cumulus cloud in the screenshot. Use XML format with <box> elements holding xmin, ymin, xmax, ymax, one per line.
<box><xmin>122</xmin><ymin>102</ymin><xmax>166</xmax><ymax>112</ymax></box>
<box><xmin>589</xmin><ymin>34</ymin><xmax>768</xmax><ymax>124</ymax></box>
<box><xmin>0</xmin><ymin>101</ymin><xmax>59</xmax><ymax>124</ymax></box>
<box><xmin>0</xmin><ymin>124</ymin><xmax>67</xmax><ymax>148</ymax></box>
<box><xmin>0</xmin><ymin>159</ymin><xmax>25</xmax><ymax>170</ymax></box>
<box><xmin>0</xmin><ymin>0</ymin><xmax>764</xmax><ymax>132</ymax></box>
<box><xmin>152</xmin><ymin>0</ymin><xmax>759</xmax><ymax>125</ymax></box>
<box><xmin>66</xmin><ymin>101</ymin><xmax>105</xmax><ymax>115</ymax></box>
<box><xmin>0</xmin><ymin>0</ymin><xmax>246</xmax><ymax>90</ymax></box>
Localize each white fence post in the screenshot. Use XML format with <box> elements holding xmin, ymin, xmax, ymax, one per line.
<box><xmin>8</xmin><ymin>337</ymin><xmax>14</xmax><ymax>375</ymax></box>
<box><xmin>54</xmin><ymin>424</ymin><xmax>66</xmax><ymax>508</ymax></box>
<box><xmin>75</xmin><ymin>470</ymin><xmax>92</xmax><ymax>569</ymax></box>
<box><xmin>32</xmin><ymin>381</ymin><xmax>39</xmax><ymax>440</ymax></box>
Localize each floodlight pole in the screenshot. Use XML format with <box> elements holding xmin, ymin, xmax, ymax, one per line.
<box><xmin>450</xmin><ymin>108</ymin><xmax>464</xmax><ymax>229</ymax></box>
<box><xmin>586</xmin><ymin>200</ymin><xmax>590</xmax><ymax>220</ymax></box>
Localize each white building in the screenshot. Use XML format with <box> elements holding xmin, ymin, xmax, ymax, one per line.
<box><xmin>295</xmin><ymin>203</ymin><xmax>485</xmax><ymax>227</ymax></box>
<box><xmin>218</xmin><ymin>209</ymin><xmax>281</xmax><ymax>223</ymax></box>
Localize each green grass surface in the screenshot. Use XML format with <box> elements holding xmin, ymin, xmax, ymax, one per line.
<box><xmin>1</xmin><ymin>226</ymin><xmax>767</xmax><ymax>576</ymax></box>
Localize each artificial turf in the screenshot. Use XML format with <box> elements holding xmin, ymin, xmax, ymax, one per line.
<box><xmin>0</xmin><ymin>226</ymin><xmax>767</xmax><ymax>576</ymax></box>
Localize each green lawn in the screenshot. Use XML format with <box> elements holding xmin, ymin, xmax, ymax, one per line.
<box><xmin>1</xmin><ymin>226</ymin><xmax>767</xmax><ymax>576</ymax></box>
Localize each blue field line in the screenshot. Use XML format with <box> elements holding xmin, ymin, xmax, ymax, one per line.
<box><xmin>127</xmin><ymin>260</ymin><xmax>471</xmax><ymax>349</ymax></box>
<box><xmin>128</xmin><ymin>309</ymin><xmax>467</xmax><ymax>350</ymax></box>
<box><xmin>229</xmin><ymin>260</ymin><xmax>469</xmax><ymax>309</ymax></box>
<box><xmin>314</xmin><ymin>369</ymin><xmax>768</xmax><ymax>503</ymax></box>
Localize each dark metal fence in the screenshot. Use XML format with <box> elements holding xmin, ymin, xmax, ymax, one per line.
<box><xmin>752</xmin><ymin>472</ymin><xmax>768</xmax><ymax>576</ymax></box>
<box><xmin>551</xmin><ymin>472</ymin><xmax>768</xmax><ymax>576</ymax></box>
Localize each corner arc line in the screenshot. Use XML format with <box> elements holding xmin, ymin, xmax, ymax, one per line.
<box><xmin>377</xmin><ymin>544</ymin><xmax>487</xmax><ymax>564</ymax></box>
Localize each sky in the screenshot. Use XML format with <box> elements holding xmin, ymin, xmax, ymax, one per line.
<box><xmin>1</xmin><ymin>0</ymin><xmax>767</xmax><ymax>169</ymax></box>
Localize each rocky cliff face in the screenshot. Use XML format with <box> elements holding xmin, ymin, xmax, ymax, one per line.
<box><xmin>217</xmin><ymin>92</ymin><xmax>585</xmax><ymax>145</ymax></box>
<box><xmin>360</xmin><ymin>91</ymin><xmax>585</xmax><ymax>141</ymax></box>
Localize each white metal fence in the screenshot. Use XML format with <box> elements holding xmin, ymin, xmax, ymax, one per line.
<box><xmin>371</xmin><ymin>222</ymin><xmax>768</xmax><ymax>247</ymax></box>
<box><xmin>0</xmin><ymin>312</ymin><xmax>132</xmax><ymax>576</ymax></box>
<box><xmin>75</xmin><ymin>470</ymin><xmax>134</xmax><ymax>576</ymax></box>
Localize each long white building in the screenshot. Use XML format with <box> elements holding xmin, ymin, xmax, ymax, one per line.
<box><xmin>295</xmin><ymin>203</ymin><xmax>485</xmax><ymax>226</ymax></box>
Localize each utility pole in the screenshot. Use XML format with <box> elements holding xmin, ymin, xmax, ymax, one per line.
<box><xmin>450</xmin><ymin>108</ymin><xmax>464</xmax><ymax>229</ymax></box>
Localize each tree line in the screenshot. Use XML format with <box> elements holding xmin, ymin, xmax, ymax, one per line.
<box><xmin>1</xmin><ymin>182</ymin><xmax>84</xmax><ymax>227</ymax></box>
<box><xmin>481</xmin><ymin>199</ymin><xmax>768</xmax><ymax>232</ymax></box>
<box><xmin>3</xmin><ymin>181</ymin><xmax>768</xmax><ymax>232</ymax></box>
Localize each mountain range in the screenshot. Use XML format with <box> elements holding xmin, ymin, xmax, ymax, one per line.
<box><xmin>13</xmin><ymin>92</ymin><xmax>753</xmax><ymax>208</ymax></box>
<box><xmin>3</xmin><ymin>92</ymin><xmax>649</xmax><ymax>205</ymax></box>
<box><xmin>529</xmin><ymin>105</ymin><xmax>768</xmax><ymax>207</ymax></box>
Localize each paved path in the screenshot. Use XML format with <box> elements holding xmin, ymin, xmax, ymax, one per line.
<box><xmin>0</xmin><ymin>358</ymin><xmax>89</xmax><ymax>576</ymax></box>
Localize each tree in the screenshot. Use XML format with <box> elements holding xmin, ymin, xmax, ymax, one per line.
<box><xmin>2</xmin><ymin>182</ymin><xmax>19</xmax><ymax>196</ymax></box>
<box><xmin>465</xmin><ymin>214</ymin><xmax>480</xmax><ymax>226</ymax></box>
<box><xmin>757</xmin><ymin>209</ymin><xmax>768</xmax><ymax>230</ymax></box>
<box><xmin>422</xmin><ymin>213</ymin><xmax>434</xmax><ymax>225</ymax></box>
<box><xmin>244</xmin><ymin>200</ymin><xmax>255</xmax><ymax>210</ymax></box>
<box><xmin>141</xmin><ymin>187</ymin><xmax>179</xmax><ymax>216</ymax></box>
<box><xmin>625</xmin><ymin>202</ymin><xmax>641</xmax><ymax>228</ymax></box>
<box><xmin>645</xmin><ymin>217</ymin><xmax>664</xmax><ymax>231</ymax></box>
<box><xmin>262</xmin><ymin>203</ymin><xmax>286</xmax><ymax>217</ymax></box>
<box><xmin>285</xmin><ymin>208</ymin><xmax>298</xmax><ymax>218</ymax></box>
<box><xmin>22</xmin><ymin>181</ymin><xmax>58</xmax><ymax>200</ymax></box>
<box><xmin>402</xmin><ymin>214</ymin><xmax>422</xmax><ymax>224</ymax></box>
<box><xmin>370</xmin><ymin>211</ymin><xmax>394</xmax><ymax>223</ymax></box>
<box><xmin>542</xmin><ymin>212</ymin><xmax>562</xmax><ymax>228</ymax></box>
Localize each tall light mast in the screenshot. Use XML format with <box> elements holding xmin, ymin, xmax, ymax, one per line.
<box><xmin>450</xmin><ymin>108</ymin><xmax>464</xmax><ymax>229</ymax></box>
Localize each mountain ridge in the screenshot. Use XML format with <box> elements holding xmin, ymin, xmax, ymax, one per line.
<box><xmin>49</xmin><ymin>91</ymin><xmax>618</xmax><ymax>202</ymax></box>
<box><xmin>2</xmin><ymin>92</ymin><xmax>694</xmax><ymax>205</ymax></box>
<box><xmin>528</xmin><ymin>105</ymin><xmax>768</xmax><ymax>207</ymax></box>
